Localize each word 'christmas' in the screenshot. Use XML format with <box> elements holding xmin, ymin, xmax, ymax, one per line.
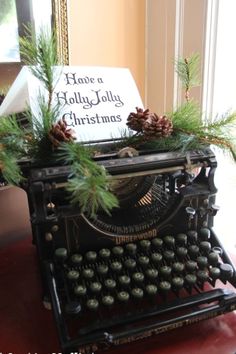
<box><xmin>63</xmin><ymin>111</ymin><xmax>122</xmax><ymax>126</ymax></box>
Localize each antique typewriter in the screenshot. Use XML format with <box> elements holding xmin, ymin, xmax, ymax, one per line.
<box><xmin>22</xmin><ymin>146</ymin><xmax>236</xmax><ymax>354</ymax></box>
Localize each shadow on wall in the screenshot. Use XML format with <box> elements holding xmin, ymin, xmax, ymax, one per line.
<box><xmin>0</xmin><ymin>186</ymin><xmax>31</xmax><ymax>247</ymax></box>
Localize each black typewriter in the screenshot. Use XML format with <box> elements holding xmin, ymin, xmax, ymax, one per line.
<box><xmin>22</xmin><ymin>146</ymin><xmax>236</xmax><ymax>354</ymax></box>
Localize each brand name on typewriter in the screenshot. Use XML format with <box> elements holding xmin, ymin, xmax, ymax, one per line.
<box><xmin>111</xmin><ymin>229</ymin><xmax>158</xmax><ymax>245</ymax></box>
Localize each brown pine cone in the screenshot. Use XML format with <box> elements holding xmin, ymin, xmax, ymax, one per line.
<box><xmin>127</xmin><ymin>107</ymin><xmax>150</xmax><ymax>132</ymax></box>
<box><xmin>48</xmin><ymin>117</ymin><xmax>75</xmax><ymax>148</ymax></box>
<box><xmin>143</xmin><ymin>114</ymin><xmax>173</xmax><ymax>138</ymax></box>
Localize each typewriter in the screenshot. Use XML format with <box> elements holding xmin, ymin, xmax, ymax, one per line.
<box><xmin>22</xmin><ymin>146</ymin><xmax>236</xmax><ymax>354</ymax></box>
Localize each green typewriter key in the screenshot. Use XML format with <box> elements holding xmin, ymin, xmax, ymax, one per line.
<box><xmin>90</xmin><ymin>281</ymin><xmax>102</xmax><ymax>294</ymax></box>
<box><xmin>146</xmin><ymin>284</ymin><xmax>158</xmax><ymax>296</ymax></box>
<box><xmin>139</xmin><ymin>239</ymin><xmax>151</xmax><ymax>251</ymax></box>
<box><xmin>110</xmin><ymin>261</ymin><xmax>122</xmax><ymax>273</ymax></box>
<box><xmin>197</xmin><ymin>256</ymin><xmax>208</xmax><ymax>269</ymax></box>
<box><xmin>99</xmin><ymin>248</ymin><xmax>111</xmax><ymax>260</ymax></box>
<box><xmin>82</xmin><ymin>268</ymin><xmax>94</xmax><ymax>279</ymax></box>
<box><xmin>138</xmin><ymin>256</ymin><xmax>150</xmax><ymax>267</ymax></box>
<box><xmin>85</xmin><ymin>251</ymin><xmax>97</xmax><ymax>262</ymax></box>
<box><xmin>97</xmin><ymin>264</ymin><xmax>109</xmax><ymax>276</ymax></box>
<box><xmin>112</xmin><ymin>246</ymin><xmax>124</xmax><ymax>257</ymax></box>
<box><xmin>185</xmin><ymin>274</ymin><xmax>197</xmax><ymax>286</ymax></box>
<box><xmin>71</xmin><ymin>254</ymin><xmax>83</xmax><ymax>266</ymax></box>
<box><xmin>187</xmin><ymin>230</ymin><xmax>198</xmax><ymax>243</ymax></box>
<box><xmin>199</xmin><ymin>227</ymin><xmax>211</xmax><ymax>241</ymax></box>
<box><xmin>125</xmin><ymin>243</ymin><xmax>137</xmax><ymax>255</ymax></box>
<box><xmin>104</xmin><ymin>278</ymin><xmax>116</xmax><ymax>290</ymax></box>
<box><xmin>176</xmin><ymin>233</ymin><xmax>188</xmax><ymax>246</ymax></box>
<box><xmin>132</xmin><ymin>272</ymin><xmax>145</xmax><ymax>283</ymax></box>
<box><xmin>199</xmin><ymin>241</ymin><xmax>212</xmax><ymax>254</ymax></box>
<box><xmin>172</xmin><ymin>262</ymin><xmax>185</xmax><ymax>274</ymax></box>
<box><xmin>74</xmin><ymin>284</ymin><xmax>87</xmax><ymax>296</ymax></box>
<box><xmin>209</xmin><ymin>267</ymin><xmax>221</xmax><ymax>280</ymax></box>
<box><xmin>159</xmin><ymin>281</ymin><xmax>171</xmax><ymax>294</ymax></box>
<box><xmin>172</xmin><ymin>276</ymin><xmax>184</xmax><ymax>290</ymax></box>
<box><xmin>151</xmin><ymin>252</ymin><xmax>163</xmax><ymax>264</ymax></box>
<box><xmin>118</xmin><ymin>275</ymin><xmax>131</xmax><ymax>286</ymax></box>
<box><xmin>163</xmin><ymin>235</ymin><xmax>175</xmax><ymax>248</ymax></box>
<box><xmin>124</xmin><ymin>258</ymin><xmax>136</xmax><ymax>270</ymax></box>
<box><xmin>151</xmin><ymin>238</ymin><xmax>163</xmax><ymax>249</ymax></box>
<box><xmin>117</xmin><ymin>291</ymin><xmax>130</xmax><ymax>302</ymax></box>
<box><xmin>131</xmin><ymin>287</ymin><xmax>144</xmax><ymax>299</ymax></box>
<box><xmin>188</xmin><ymin>245</ymin><xmax>200</xmax><ymax>259</ymax></box>
<box><xmin>208</xmin><ymin>252</ymin><xmax>220</xmax><ymax>266</ymax></box>
<box><xmin>55</xmin><ymin>248</ymin><xmax>68</xmax><ymax>261</ymax></box>
<box><xmin>145</xmin><ymin>268</ymin><xmax>158</xmax><ymax>280</ymax></box>
<box><xmin>185</xmin><ymin>260</ymin><xmax>197</xmax><ymax>273</ymax></box>
<box><xmin>102</xmin><ymin>295</ymin><xmax>114</xmax><ymax>306</ymax></box>
<box><xmin>67</xmin><ymin>270</ymin><xmax>80</xmax><ymax>281</ymax></box>
<box><xmin>86</xmin><ymin>298</ymin><xmax>99</xmax><ymax>311</ymax></box>
<box><xmin>197</xmin><ymin>270</ymin><xmax>209</xmax><ymax>282</ymax></box>
<box><xmin>176</xmin><ymin>247</ymin><xmax>188</xmax><ymax>259</ymax></box>
<box><xmin>219</xmin><ymin>263</ymin><xmax>234</xmax><ymax>281</ymax></box>
<box><xmin>160</xmin><ymin>266</ymin><xmax>172</xmax><ymax>279</ymax></box>
<box><xmin>163</xmin><ymin>250</ymin><xmax>175</xmax><ymax>262</ymax></box>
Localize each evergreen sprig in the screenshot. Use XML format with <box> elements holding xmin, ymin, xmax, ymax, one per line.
<box><xmin>0</xmin><ymin>149</ymin><xmax>24</xmax><ymax>185</ymax></box>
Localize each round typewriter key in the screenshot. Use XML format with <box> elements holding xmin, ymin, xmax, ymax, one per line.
<box><xmin>67</xmin><ymin>270</ymin><xmax>80</xmax><ymax>281</ymax></box>
<box><xmin>160</xmin><ymin>266</ymin><xmax>172</xmax><ymax>279</ymax></box>
<box><xmin>219</xmin><ymin>263</ymin><xmax>234</xmax><ymax>281</ymax></box>
<box><xmin>125</xmin><ymin>243</ymin><xmax>137</xmax><ymax>255</ymax></box>
<box><xmin>102</xmin><ymin>295</ymin><xmax>114</xmax><ymax>306</ymax></box>
<box><xmin>111</xmin><ymin>261</ymin><xmax>122</xmax><ymax>273</ymax></box>
<box><xmin>117</xmin><ymin>291</ymin><xmax>130</xmax><ymax>302</ymax></box>
<box><xmin>74</xmin><ymin>284</ymin><xmax>87</xmax><ymax>296</ymax></box>
<box><xmin>124</xmin><ymin>258</ymin><xmax>136</xmax><ymax>270</ymax></box>
<box><xmin>71</xmin><ymin>253</ymin><xmax>83</xmax><ymax>265</ymax></box>
<box><xmin>159</xmin><ymin>281</ymin><xmax>171</xmax><ymax>293</ymax></box>
<box><xmin>118</xmin><ymin>275</ymin><xmax>131</xmax><ymax>286</ymax></box>
<box><xmin>199</xmin><ymin>241</ymin><xmax>211</xmax><ymax>254</ymax></box>
<box><xmin>87</xmin><ymin>299</ymin><xmax>99</xmax><ymax>311</ymax></box>
<box><xmin>99</xmin><ymin>248</ymin><xmax>111</xmax><ymax>259</ymax></box>
<box><xmin>146</xmin><ymin>284</ymin><xmax>158</xmax><ymax>296</ymax></box>
<box><xmin>85</xmin><ymin>251</ymin><xmax>97</xmax><ymax>262</ymax></box>
<box><xmin>199</xmin><ymin>227</ymin><xmax>211</xmax><ymax>241</ymax></box>
<box><xmin>172</xmin><ymin>262</ymin><xmax>185</xmax><ymax>274</ymax></box>
<box><xmin>132</xmin><ymin>272</ymin><xmax>145</xmax><ymax>283</ymax></box>
<box><xmin>187</xmin><ymin>230</ymin><xmax>198</xmax><ymax>243</ymax></box>
<box><xmin>151</xmin><ymin>252</ymin><xmax>163</xmax><ymax>264</ymax></box>
<box><xmin>176</xmin><ymin>247</ymin><xmax>188</xmax><ymax>258</ymax></box>
<box><xmin>138</xmin><ymin>256</ymin><xmax>150</xmax><ymax>267</ymax></box>
<box><xmin>208</xmin><ymin>252</ymin><xmax>219</xmax><ymax>266</ymax></box>
<box><xmin>172</xmin><ymin>276</ymin><xmax>184</xmax><ymax>290</ymax></box>
<box><xmin>185</xmin><ymin>274</ymin><xmax>197</xmax><ymax>285</ymax></box>
<box><xmin>112</xmin><ymin>246</ymin><xmax>124</xmax><ymax>257</ymax></box>
<box><xmin>209</xmin><ymin>267</ymin><xmax>221</xmax><ymax>280</ymax></box>
<box><xmin>104</xmin><ymin>278</ymin><xmax>116</xmax><ymax>290</ymax></box>
<box><xmin>145</xmin><ymin>268</ymin><xmax>158</xmax><ymax>280</ymax></box>
<box><xmin>131</xmin><ymin>288</ymin><xmax>144</xmax><ymax>299</ymax></box>
<box><xmin>90</xmin><ymin>282</ymin><xmax>102</xmax><ymax>293</ymax></box>
<box><xmin>188</xmin><ymin>245</ymin><xmax>200</xmax><ymax>259</ymax></box>
<box><xmin>176</xmin><ymin>233</ymin><xmax>187</xmax><ymax>246</ymax></box>
<box><xmin>163</xmin><ymin>250</ymin><xmax>175</xmax><ymax>262</ymax></box>
<box><xmin>139</xmin><ymin>239</ymin><xmax>151</xmax><ymax>250</ymax></box>
<box><xmin>82</xmin><ymin>268</ymin><xmax>94</xmax><ymax>279</ymax></box>
<box><xmin>163</xmin><ymin>235</ymin><xmax>175</xmax><ymax>248</ymax></box>
<box><xmin>197</xmin><ymin>256</ymin><xmax>208</xmax><ymax>269</ymax></box>
<box><xmin>197</xmin><ymin>270</ymin><xmax>209</xmax><ymax>282</ymax></box>
<box><xmin>185</xmin><ymin>260</ymin><xmax>197</xmax><ymax>273</ymax></box>
<box><xmin>55</xmin><ymin>248</ymin><xmax>67</xmax><ymax>261</ymax></box>
<box><xmin>211</xmin><ymin>246</ymin><xmax>223</xmax><ymax>256</ymax></box>
<box><xmin>97</xmin><ymin>264</ymin><xmax>109</xmax><ymax>276</ymax></box>
<box><xmin>151</xmin><ymin>238</ymin><xmax>163</xmax><ymax>249</ymax></box>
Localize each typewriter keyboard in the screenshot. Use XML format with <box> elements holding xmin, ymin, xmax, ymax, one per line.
<box><xmin>54</xmin><ymin>228</ymin><xmax>234</xmax><ymax>318</ymax></box>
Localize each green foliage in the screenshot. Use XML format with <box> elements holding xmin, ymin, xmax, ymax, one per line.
<box><xmin>0</xmin><ymin>150</ymin><xmax>24</xmax><ymax>185</ymax></box>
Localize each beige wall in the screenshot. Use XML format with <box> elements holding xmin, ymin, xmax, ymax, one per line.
<box><xmin>68</xmin><ymin>0</ymin><xmax>146</xmax><ymax>101</ymax></box>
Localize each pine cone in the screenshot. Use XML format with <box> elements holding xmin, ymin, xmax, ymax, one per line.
<box><xmin>127</xmin><ymin>107</ymin><xmax>150</xmax><ymax>132</ymax></box>
<box><xmin>48</xmin><ymin>118</ymin><xmax>75</xmax><ymax>148</ymax></box>
<box><xmin>143</xmin><ymin>114</ymin><xmax>173</xmax><ymax>138</ymax></box>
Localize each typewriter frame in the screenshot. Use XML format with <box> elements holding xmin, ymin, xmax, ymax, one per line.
<box><xmin>22</xmin><ymin>147</ymin><xmax>236</xmax><ymax>354</ymax></box>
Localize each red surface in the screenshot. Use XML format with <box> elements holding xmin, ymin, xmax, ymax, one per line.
<box><xmin>1</xmin><ymin>236</ymin><xmax>236</xmax><ymax>354</ymax></box>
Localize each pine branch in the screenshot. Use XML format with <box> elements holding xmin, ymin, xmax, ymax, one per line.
<box><xmin>170</xmin><ymin>100</ymin><xmax>202</xmax><ymax>132</ymax></box>
<box><xmin>0</xmin><ymin>149</ymin><xmax>24</xmax><ymax>185</ymax></box>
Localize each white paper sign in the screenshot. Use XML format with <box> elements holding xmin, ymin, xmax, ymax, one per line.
<box><xmin>28</xmin><ymin>66</ymin><xmax>143</xmax><ymax>142</ymax></box>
